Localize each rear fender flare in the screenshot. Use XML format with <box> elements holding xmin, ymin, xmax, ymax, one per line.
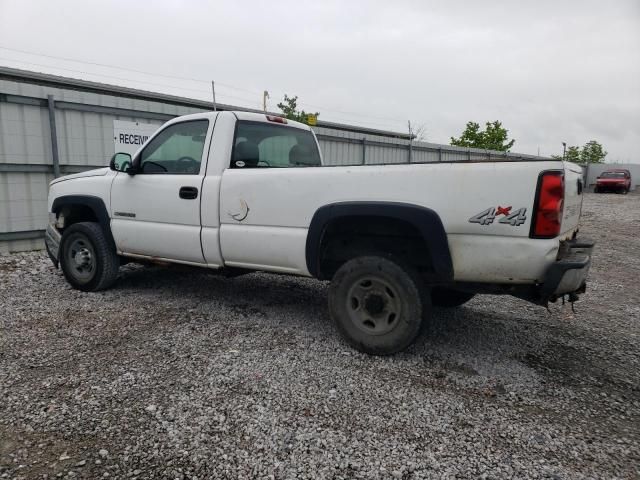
<box><xmin>306</xmin><ymin>201</ymin><xmax>453</xmax><ymax>281</ymax></box>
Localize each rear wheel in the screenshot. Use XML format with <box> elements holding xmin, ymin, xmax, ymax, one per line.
<box><xmin>431</xmin><ymin>287</ymin><xmax>475</xmax><ymax>307</ymax></box>
<box><xmin>328</xmin><ymin>256</ymin><xmax>429</xmax><ymax>355</ymax></box>
<box><xmin>59</xmin><ymin>222</ymin><xmax>119</xmax><ymax>291</ymax></box>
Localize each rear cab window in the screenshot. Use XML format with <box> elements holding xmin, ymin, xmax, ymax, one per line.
<box><xmin>231</xmin><ymin>121</ymin><xmax>321</xmax><ymax>169</ymax></box>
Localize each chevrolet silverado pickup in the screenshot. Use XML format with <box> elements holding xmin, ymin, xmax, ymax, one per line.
<box><xmin>46</xmin><ymin>111</ymin><xmax>594</xmax><ymax>355</ymax></box>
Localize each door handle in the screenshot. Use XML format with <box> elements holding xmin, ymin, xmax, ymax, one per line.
<box><xmin>179</xmin><ymin>186</ymin><xmax>198</xmax><ymax>200</ymax></box>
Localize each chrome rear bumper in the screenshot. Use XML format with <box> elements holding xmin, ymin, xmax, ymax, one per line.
<box><xmin>540</xmin><ymin>238</ymin><xmax>594</xmax><ymax>303</ymax></box>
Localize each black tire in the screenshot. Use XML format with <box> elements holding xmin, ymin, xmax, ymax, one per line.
<box><xmin>59</xmin><ymin>222</ymin><xmax>119</xmax><ymax>291</ymax></box>
<box><xmin>431</xmin><ymin>287</ymin><xmax>475</xmax><ymax>307</ymax></box>
<box><xmin>328</xmin><ymin>256</ymin><xmax>429</xmax><ymax>355</ymax></box>
<box><xmin>594</xmin><ymin>187</ymin><xmax>599</xmax><ymax>193</ymax></box>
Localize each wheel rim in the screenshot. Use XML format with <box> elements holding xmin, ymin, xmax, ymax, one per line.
<box><xmin>65</xmin><ymin>234</ymin><xmax>96</xmax><ymax>281</ymax></box>
<box><xmin>346</xmin><ymin>275</ymin><xmax>402</xmax><ymax>336</ymax></box>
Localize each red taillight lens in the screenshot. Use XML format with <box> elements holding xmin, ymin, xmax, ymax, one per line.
<box><xmin>266</xmin><ymin>115</ymin><xmax>287</xmax><ymax>124</ymax></box>
<box><xmin>531</xmin><ymin>171</ymin><xmax>564</xmax><ymax>238</ymax></box>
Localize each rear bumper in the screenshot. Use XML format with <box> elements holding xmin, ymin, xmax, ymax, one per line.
<box><xmin>596</xmin><ymin>183</ymin><xmax>627</xmax><ymax>190</ymax></box>
<box><xmin>539</xmin><ymin>238</ymin><xmax>594</xmax><ymax>303</ymax></box>
<box><xmin>451</xmin><ymin>238</ymin><xmax>595</xmax><ymax>306</ymax></box>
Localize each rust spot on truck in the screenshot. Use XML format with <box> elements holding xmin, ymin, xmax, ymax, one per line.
<box><xmin>228</xmin><ymin>199</ymin><xmax>250</xmax><ymax>222</ymax></box>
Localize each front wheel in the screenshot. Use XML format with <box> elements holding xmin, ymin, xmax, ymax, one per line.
<box><xmin>59</xmin><ymin>222</ymin><xmax>119</xmax><ymax>291</ymax></box>
<box><xmin>328</xmin><ymin>256</ymin><xmax>429</xmax><ymax>355</ymax></box>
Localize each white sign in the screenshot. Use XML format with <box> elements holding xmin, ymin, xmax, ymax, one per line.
<box><xmin>113</xmin><ymin>120</ymin><xmax>160</xmax><ymax>156</ymax></box>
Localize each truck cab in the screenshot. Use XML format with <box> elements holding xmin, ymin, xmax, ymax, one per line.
<box><xmin>105</xmin><ymin>112</ymin><xmax>321</xmax><ymax>267</ymax></box>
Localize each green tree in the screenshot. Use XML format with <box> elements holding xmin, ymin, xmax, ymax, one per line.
<box><xmin>277</xmin><ymin>94</ymin><xmax>319</xmax><ymax>124</ymax></box>
<box><xmin>565</xmin><ymin>146</ymin><xmax>581</xmax><ymax>163</ymax></box>
<box><xmin>552</xmin><ymin>140</ymin><xmax>607</xmax><ymax>164</ymax></box>
<box><xmin>580</xmin><ymin>140</ymin><xmax>607</xmax><ymax>164</ymax></box>
<box><xmin>450</xmin><ymin>120</ymin><xmax>515</xmax><ymax>151</ymax></box>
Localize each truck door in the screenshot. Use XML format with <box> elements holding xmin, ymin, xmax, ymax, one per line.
<box><xmin>110</xmin><ymin>118</ymin><xmax>213</xmax><ymax>264</ymax></box>
<box><xmin>218</xmin><ymin>118</ymin><xmax>323</xmax><ymax>274</ymax></box>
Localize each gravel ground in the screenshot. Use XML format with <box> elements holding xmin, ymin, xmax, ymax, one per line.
<box><xmin>1</xmin><ymin>192</ymin><xmax>638</xmax><ymax>480</ymax></box>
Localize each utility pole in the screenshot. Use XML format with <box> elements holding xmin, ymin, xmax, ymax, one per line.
<box><xmin>263</xmin><ymin>90</ymin><xmax>269</xmax><ymax>112</ymax></box>
<box><xmin>407</xmin><ymin>120</ymin><xmax>413</xmax><ymax>163</ymax></box>
<box><xmin>211</xmin><ymin>81</ymin><xmax>217</xmax><ymax>111</ymax></box>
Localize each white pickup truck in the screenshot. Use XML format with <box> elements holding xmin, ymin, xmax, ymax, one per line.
<box><xmin>46</xmin><ymin>111</ymin><xmax>594</xmax><ymax>355</ymax></box>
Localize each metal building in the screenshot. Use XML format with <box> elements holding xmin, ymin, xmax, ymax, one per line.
<box><xmin>1</xmin><ymin>66</ymin><xmax>547</xmax><ymax>253</ymax></box>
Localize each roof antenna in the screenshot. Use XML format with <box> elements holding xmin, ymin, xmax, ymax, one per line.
<box><xmin>211</xmin><ymin>81</ymin><xmax>217</xmax><ymax>111</ymax></box>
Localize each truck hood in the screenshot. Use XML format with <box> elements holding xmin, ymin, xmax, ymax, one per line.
<box><xmin>49</xmin><ymin>167</ymin><xmax>110</xmax><ymax>186</ymax></box>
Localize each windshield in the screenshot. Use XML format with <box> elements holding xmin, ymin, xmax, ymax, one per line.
<box><xmin>600</xmin><ymin>172</ymin><xmax>626</xmax><ymax>178</ymax></box>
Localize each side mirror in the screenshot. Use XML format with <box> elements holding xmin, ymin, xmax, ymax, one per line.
<box><xmin>109</xmin><ymin>152</ymin><xmax>133</xmax><ymax>173</ymax></box>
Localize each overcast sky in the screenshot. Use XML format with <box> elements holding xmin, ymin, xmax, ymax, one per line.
<box><xmin>1</xmin><ymin>0</ymin><xmax>638</xmax><ymax>160</ymax></box>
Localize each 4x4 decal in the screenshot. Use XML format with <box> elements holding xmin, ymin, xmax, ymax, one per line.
<box><xmin>469</xmin><ymin>206</ymin><xmax>527</xmax><ymax>226</ymax></box>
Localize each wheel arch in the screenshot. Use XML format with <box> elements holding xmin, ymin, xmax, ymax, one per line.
<box><xmin>51</xmin><ymin>195</ymin><xmax>116</xmax><ymax>251</ymax></box>
<box><xmin>306</xmin><ymin>201</ymin><xmax>453</xmax><ymax>282</ymax></box>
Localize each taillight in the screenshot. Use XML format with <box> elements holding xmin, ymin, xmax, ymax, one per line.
<box><xmin>531</xmin><ymin>171</ymin><xmax>564</xmax><ymax>238</ymax></box>
<box><xmin>266</xmin><ymin>115</ymin><xmax>287</xmax><ymax>124</ymax></box>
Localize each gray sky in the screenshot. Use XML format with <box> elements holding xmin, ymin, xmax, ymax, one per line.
<box><xmin>1</xmin><ymin>0</ymin><xmax>638</xmax><ymax>160</ymax></box>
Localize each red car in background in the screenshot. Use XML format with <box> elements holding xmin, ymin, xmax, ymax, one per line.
<box><xmin>595</xmin><ymin>169</ymin><xmax>631</xmax><ymax>194</ymax></box>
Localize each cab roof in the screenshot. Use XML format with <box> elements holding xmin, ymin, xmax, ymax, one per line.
<box><xmin>162</xmin><ymin>111</ymin><xmax>312</xmax><ymax>131</ymax></box>
<box><xmin>232</xmin><ymin>111</ymin><xmax>311</xmax><ymax>131</ymax></box>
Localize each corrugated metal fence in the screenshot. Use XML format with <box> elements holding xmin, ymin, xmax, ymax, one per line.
<box><xmin>313</xmin><ymin>126</ymin><xmax>543</xmax><ymax>165</ymax></box>
<box><xmin>1</xmin><ymin>66</ymin><xmax>547</xmax><ymax>253</ymax></box>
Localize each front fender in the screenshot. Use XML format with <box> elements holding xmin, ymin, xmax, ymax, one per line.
<box><xmin>51</xmin><ymin>195</ymin><xmax>116</xmax><ymax>251</ymax></box>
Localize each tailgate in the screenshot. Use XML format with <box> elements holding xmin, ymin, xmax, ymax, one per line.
<box><xmin>561</xmin><ymin>162</ymin><xmax>584</xmax><ymax>235</ymax></box>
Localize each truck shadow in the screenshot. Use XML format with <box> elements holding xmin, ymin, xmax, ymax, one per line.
<box><xmin>114</xmin><ymin>264</ymin><xmax>328</xmax><ymax>308</ymax></box>
<box><xmin>416</xmin><ymin>304</ymin><xmax>637</xmax><ymax>393</ymax></box>
<box><xmin>112</xmin><ymin>265</ymin><xmax>631</xmax><ymax>391</ymax></box>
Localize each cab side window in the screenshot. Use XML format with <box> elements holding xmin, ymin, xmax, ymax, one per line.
<box><xmin>139</xmin><ymin>120</ymin><xmax>209</xmax><ymax>174</ymax></box>
<box><xmin>231</xmin><ymin>121</ymin><xmax>321</xmax><ymax>168</ymax></box>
